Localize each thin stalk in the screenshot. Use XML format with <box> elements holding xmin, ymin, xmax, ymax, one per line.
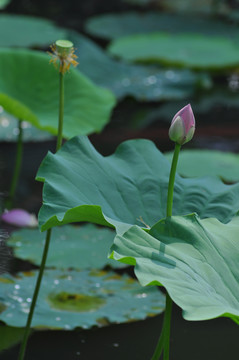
<box><xmin>151</xmin><ymin>314</ymin><xmax>166</xmax><ymax>360</ymax></box>
<box><xmin>6</xmin><ymin>119</ymin><xmax>23</xmax><ymax>209</ymax></box>
<box><xmin>18</xmin><ymin>68</ymin><xmax>65</xmax><ymax>360</ymax></box>
<box><xmin>151</xmin><ymin>143</ymin><xmax>181</xmax><ymax>360</ymax></box>
<box><xmin>166</xmin><ymin>143</ymin><xmax>181</xmax><ymax>218</ymax></box>
<box><xmin>162</xmin><ymin>294</ymin><xmax>173</xmax><ymax>360</ymax></box>
<box><xmin>17</xmin><ymin>229</ymin><xmax>52</xmax><ymax>360</ymax></box>
<box><xmin>56</xmin><ymin>69</ymin><xmax>64</xmax><ymax>151</ymax></box>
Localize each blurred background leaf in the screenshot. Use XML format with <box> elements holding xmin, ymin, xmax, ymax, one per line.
<box><xmin>0</xmin><ymin>325</ymin><xmax>28</xmax><ymax>352</ymax></box>
<box><xmin>0</xmin><ymin>110</ymin><xmax>52</xmax><ymax>142</ymax></box>
<box><xmin>0</xmin><ymin>49</ymin><xmax>115</xmax><ymax>138</ymax></box>
<box><xmin>108</xmin><ymin>33</ymin><xmax>239</xmax><ymax>70</ymax></box>
<box><xmin>0</xmin><ymin>14</ymin><xmax>67</xmax><ymax>47</ymax></box>
<box><xmin>70</xmin><ymin>32</ymin><xmax>209</xmax><ymax>102</ymax></box>
<box><xmin>0</xmin><ymin>0</ymin><xmax>10</xmax><ymax>10</ymax></box>
<box><xmin>85</xmin><ymin>11</ymin><xmax>239</xmax><ymax>40</ymax></box>
<box><xmin>8</xmin><ymin>224</ymin><xmax>126</xmax><ymax>269</ymax></box>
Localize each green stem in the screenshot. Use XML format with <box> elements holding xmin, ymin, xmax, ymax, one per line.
<box><xmin>151</xmin><ymin>314</ymin><xmax>166</xmax><ymax>360</ymax></box>
<box><xmin>163</xmin><ymin>294</ymin><xmax>173</xmax><ymax>360</ymax></box>
<box><xmin>18</xmin><ymin>69</ymin><xmax>65</xmax><ymax>360</ymax></box>
<box><xmin>17</xmin><ymin>229</ymin><xmax>52</xmax><ymax>360</ymax></box>
<box><xmin>6</xmin><ymin>119</ymin><xmax>23</xmax><ymax>209</ymax></box>
<box><xmin>151</xmin><ymin>142</ymin><xmax>181</xmax><ymax>360</ymax></box>
<box><xmin>56</xmin><ymin>69</ymin><xmax>64</xmax><ymax>152</ymax></box>
<box><xmin>166</xmin><ymin>143</ymin><xmax>181</xmax><ymax>218</ymax></box>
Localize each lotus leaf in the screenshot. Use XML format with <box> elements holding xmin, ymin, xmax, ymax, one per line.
<box><xmin>0</xmin><ymin>111</ymin><xmax>52</xmax><ymax>142</ymax></box>
<box><xmin>37</xmin><ymin>137</ymin><xmax>239</xmax><ymax>231</ymax></box>
<box><xmin>165</xmin><ymin>149</ymin><xmax>239</xmax><ymax>183</ymax></box>
<box><xmin>0</xmin><ymin>269</ymin><xmax>165</xmax><ymax>329</ymax></box>
<box><xmin>8</xmin><ymin>224</ymin><xmax>125</xmax><ymax>269</ymax></box>
<box><xmin>85</xmin><ymin>12</ymin><xmax>239</xmax><ymax>40</ymax></box>
<box><xmin>0</xmin><ymin>49</ymin><xmax>115</xmax><ymax>138</ymax></box>
<box><xmin>0</xmin><ymin>325</ymin><xmax>27</xmax><ymax>352</ymax></box>
<box><xmin>110</xmin><ymin>214</ymin><xmax>239</xmax><ymax>323</ymax></box>
<box><xmin>0</xmin><ymin>14</ymin><xmax>66</xmax><ymax>47</ymax></box>
<box><xmin>70</xmin><ymin>32</ymin><xmax>205</xmax><ymax>102</ymax></box>
<box><xmin>108</xmin><ymin>33</ymin><xmax>239</xmax><ymax>70</ymax></box>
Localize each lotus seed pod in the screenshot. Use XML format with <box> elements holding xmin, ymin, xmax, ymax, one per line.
<box><xmin>49</xmin><ymin>40</ymin><xmax>78</xmax><ymax>74</ymax></box>
<box><xmin>55</xmin><ymin>40</ymin><xmax>74</xmax><ymax>57</ymax></box>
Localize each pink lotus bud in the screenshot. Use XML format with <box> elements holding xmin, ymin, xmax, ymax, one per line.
<box><xmin>169</xmin><ymin>104</ymin><xmax>195</xmax><ymax>145</ymax></box>
<box><xmin>1</xmin><ymin>209</ymin><xmax>38</xmax><ymax>227</ymax></box>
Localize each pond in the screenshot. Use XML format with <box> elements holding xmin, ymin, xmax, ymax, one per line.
<box><xmin>0</xmin><ymin>0</ymin><xmax>239</xmax><ymax>359</ymax></box>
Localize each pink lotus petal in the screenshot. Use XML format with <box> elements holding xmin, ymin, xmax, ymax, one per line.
<box><xmin>1</xmin><ymin>209</ymin><xmax>38</xmax><ymax>227</ymax></box>
<box><xmin>169</xmin><ymin>104</ymin><xmax>195</xmax><ymax>145</ymax></box>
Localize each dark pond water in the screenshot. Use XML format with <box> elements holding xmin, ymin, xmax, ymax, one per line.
<box><xmin>1</xmin><ymin>304</ymin><xmax>238</xmax><ymax>359</ymax></box>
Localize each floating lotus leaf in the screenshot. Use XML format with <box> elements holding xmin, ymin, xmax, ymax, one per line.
<box><xmin>85</xmin><ymin>12</ymin><xmax>239</xmax><ymax>40</ymax></box>
<box><xmin>136</xmin><ymin>87</ymin><xmax>239</xmax><ymax>128</ymax></box>
<box><xmin>0</xmin><ymin>49</ymin><xmax>115</xmax><ymax>138</ymax></box>
<box><xmin>0</xmin><ymin>0</ymin><xmax>10</xmax><ymax>9</ymax></box>
<box><xmin>165</xmin><ymin>150</ymin><xmax>239</xmax><ymax>183</ymax></box>
<box><xmin>37</xmin><ymin>136</ymin><xmax>239</xmax><ymax>231</ymax></box>
<box><xmin>0</xmin><ymin>325</ymin><xmax>27</xmax><ymax>352</ymax></box>
<box><xmin>8</xmin><ymin>224</ymin><xmax>125</xmax><ymax>269</ymax></box>
<box><xmin>69</xmin><ymin>32</ymin><xmax>209</xmax><ymax>102</ymax></box>
<box><xmin>161</xmin><ymin>0</ymin><xmax>221</xmax><ymax>14</ymax></box>
<box><xmin>0</xmin><ymin>14</ymin><xmax>67</xmax><ymax>47</ymax></box>
<box><xmin>110</xmin><ymin>214</ymin><xmax>239</xmax><ymax>324</ymax></box>
<box><xmin>0</xmin><ymin>0</ymin><xmax>11</xmax><ymax>9</ymax></box>
<box><xmin>0</xmin><ymin>269</ymin><xmax>165</xmax><ymax>329</ymax></box>
<box><xmin>108</xmin><ymin>33</ymin><xmax>239</xmax><ymax>70</ymax></box>
<box><xmin>0</xmin><ymin>111</ymin><xmax>52</xmax><ymax>142</ymax></box>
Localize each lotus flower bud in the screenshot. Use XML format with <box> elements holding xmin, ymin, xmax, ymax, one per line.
<box><xmin>169</xmin><ymin>104</ymin><xmax>195</xmax><ymax>145</ymax></box>
<box><xmin>1</xmin><ymin>209</ymin><xmax>38</xmax><ymax>227</ymax></box>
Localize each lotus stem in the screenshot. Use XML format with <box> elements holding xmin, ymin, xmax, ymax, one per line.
<box><xmin>151</xmin><ymin>142</ymin><xmax>181</xmax><ymax>360</ymax></box>
<box><xmin>17</xmin><ymin>41</ymin><xmax>72</xmax><ymax>359</ymax></box>
<box><xmin>56</xmin><ymin>70</ymin><xmax>64</xmax><ymax>151</ymax></box>
<box><xmin>6</xmin><ymin>119</ymin><xmax>23</xmax><ymax>209</ymax></box>
<box><xmin>17</xmin><ymin>229</ymin><xmax>52</xmax><ymax>360</ymax></box>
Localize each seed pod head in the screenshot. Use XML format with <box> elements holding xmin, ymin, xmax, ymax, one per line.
<box><xmin>48</xmin><ymin>39</ymin><xmax>78</xmax><ymax>74</ymax></box>
<box><xmin>55</xmin><ymin>40</ymin><xmax>74</xmax><ymax>56</ymax></box>
<box><xmin>169</xmin><ymin>104</ymin><xmax>195</xmax><ymax>145</ymax></box>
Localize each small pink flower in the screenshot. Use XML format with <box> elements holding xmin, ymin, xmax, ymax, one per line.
<box><xmin>1</xmin><ymin>209</ymin><xmax>38</xmax><ymax>227</ymax></box>
<box><xmin>169</xmin><ymin>104</ymin><xmax>195</xmax><ymax>145</ymax></box>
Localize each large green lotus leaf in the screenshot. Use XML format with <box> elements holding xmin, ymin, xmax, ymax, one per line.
<box><xmin>110</xmin><ymin>214</ymin><xmax>239</xmax><ymax>323</ymax></box>
<box><xmin>0</xmin><ymin>14</ymin><xmax>67</xmax><ymax>47</ymax></box>
<box><xmin>0</xmin><ymin>269</ymin><xmax>165</xmax><ymax>329</ymax></box>
<box><xmin>0</xmin><ymin>0</ymin><xmax>10</xmax><ymax>9</ymax></box>
<box><xmin>0</xmin><ymin>325</ymin><xmax>27</xmax><ymax>352</ymax></box>
<box><xmin>69</xmin><ymin>32</ymin><xmax>206</xmax><ymax>102</ymax></box>
<box><xmin>0</xmin><ymin>49</ymin><xmax>115</xmax><ymax>138</ymax></box>
<box><xmin>108</xmin><ymin>33</ymin><xmax>239</xmax><ymax>70</ymax></box>
<box><xmin>0</xmin><ymin>111</ymin><xmax>52</xmax><ymax>142</ymax></box>
<box><xmin>85</xmin><ymin>12</ymin><xmax>239</xmax><ymax>40</ymax></box>
<box><xmin>165</xmin><ymin>150</ymin><xmax>239</xmax><ymax>183</ymax></box>
<box><xmin>37</xmin><ymin>136</ymin><xmax>239</xmax><ymax>231</ymax></box>
<box><xmin>8</xmin><ymin>224</ymin><xmax>125</xmax><ymax>269</ymax></box>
